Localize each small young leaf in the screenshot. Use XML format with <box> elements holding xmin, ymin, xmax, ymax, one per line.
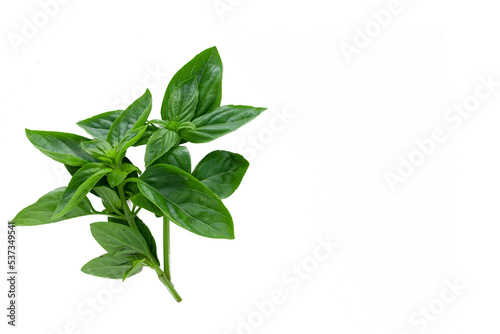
<box><xmin>107</xmin><ymin>163</ymin><xmax>141</xmax><ymax>188</ymax></box>
<box><xmin>107</xmin><ymin>90</ymin><xmax>152</xmax><ymax>146</ymax></box>
<box><xmin>164</xmin><ymin>76</ymin><xmax>198</xmax><ymax>122</ymax></box>
<box><xmin>122</xmin><ymin>258</ymin><xmax>146</xmax><ymax>281</ymax></box>
<box><xmin>145</xmin><ymin>128</ymin><xmax>180</xmax><ymax>167</ymax></box>
<box><xmin>162</xmin><ymin>46</ymin><xmax>222</xmax><ymax>120</ymax></box>
<box><xmin>114</xmin><ymin>126</ymin><xmax>147</xmax><ymax>162</ymax></box>
<box><xmin>137</xmin><ymin>164</ymin><xmax>234</xmax><ymax>239</ymax></box>
<box><xmin>122</xmin><ymin>158</ymin><xmax>140</xmax><ymax>196</ymax></box>
<box><xmin>82</xmin><ymin>254</ymin><xmax>138</xmax><ymax>279</ymax></box>
<box><xmin>90</xmin><ymin>222</ymin><xmax>153</xmax><ymax>259</ymax></box>
<box><xmin>192</xmin><ymin>150</ymin><xmax>249</xmax><ymax>199</ymax></box>
<box><xmin>152</xmin><ymin>146</ymin><xmax>191</xmax><ymax>173</ymax></box>
<box><xmin>120</xmin><ymin>163</ymin><xmax>141</xmax><ymax>175</ymax></box>
<box><xmin>77</xmin><ymin>110</ymin><xmax>123</xmax><ymax>140</ymax></box>
<box><xmin>11</xmin><ymin>187</ymin><xmax>94</xmax><ymax>226</ymax></box>
<box><xmin>93</xmin><ymin>186</ymin><xmax>122</xmax><ymax>211</ymax></box>
<box><xmin>25</xmin><ymin>129</ymin><xmax>96</xmax><ymax>166</ymax></box>
<box><xmin>53</xmin><ymin>163</ymin><xmax>112</xmax><ymax>219</ymax></box>
<box><xmin>107</xmin><ymin>169</ymin><xmax>129</xmax><ymax>188</ymax></box>
<box><xmin>181</xmin><ymin>105</ymin><xmax>266</xmax><ymax>143</ymax></box>
<box><xmin>81</xmin><ymin>139</ymin><xmax>114</xmax><ymax>160</ymax></box>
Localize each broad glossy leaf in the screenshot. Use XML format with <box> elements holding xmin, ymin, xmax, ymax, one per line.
<box><xmin>123</xmin><ymin>258</ymin><xmax>146</xmax><ymax>281</ymax></box>
<box><xmin>53</xmin><ymin>163</ymin><xmax>112</xmax><ymax>219</ymax></box>
<box><xmin>81</xmin><ymin>254</ymin><xmax>138</xmax><ymax>279</ymax></box>
<box><xmin>145</xmin><ymin>128</ymin><xmax>180</xmax><ymax>167</ymax></box>
<box><xmin>164</xmin><ymin>76</ymin><xmax>198</xmax><ymax>122</ymax></box>
<box><xmin>130</xmin><ymin>193</ymin><xmax>163</xmax><ymax>217</ymax></box>
<box><xmin>107</xmin><ymin>90</ymin><xmax>152</xmax><ymax>146</ymax></box>
<box><xmin>162</xmin><ymin>47</ymin><xmax>222</xmax><ymax>120</ymax></box>
<box><xmin>193</xmin><ymin>150</ymin><xmax>249</xmax><ymax>199</ymax></box>
<box><xmin>137</xmin><ymin>164</ymin><xmax>234</xmax><ymax>239</ymax></box>
<box><xmin>181</xmin><ymin>105</ymin><xmax>266</xmax><ymax>143</ymax></box>
<box><xmin>93</xmin><ymin>186</ymin><xmax>121</xmax><ymax>211</ymax></box>
<box><xmin>81</xmin><ymin>139</ymin><xmax>113</xmax><ymax>160</ymax></box>
<box><xmin>114</xmin><ymin>126</ymin><xmax>147</xmax><ymax>161</ymax></box>
<box><xmin>90</xmin><ymin>222</ymin><xmax>153</xmax><ymax>259</ymax></box>
<box><xmin>25</xmin><ymin>129</ymin><xmax>96</xmax><ymax>166</ymax></box>
<box><xmin>152</xmin><ymin>146</ymin><xmax>191</xmax><ymax>173</ymax></box>
<box><xmin>77</xmin><ymin>110</ymin><xmax>123</xmax><ymax>140</ymax></box>
<box><xmin>12</xmin><ymin>187</ymin><xmax>94</xmax><ymax>226</ymax></box>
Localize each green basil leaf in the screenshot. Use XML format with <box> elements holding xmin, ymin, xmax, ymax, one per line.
<box><xmin>81</xmin><ymin>139</ymin><xmax>114</xmax><ymax>160</ymax></box>
<box><xmin>53</xmin><ymin>163</ymin><xmax>112</xmax><ymax>219</ymax></box>
<box><xmin>133</xmin><ymin>124</ymin><xmax>159</xmax><ymax>147</ymax></box>
<box><xmin>122</xmin><ymin>258</ymin><xmax>146</xmax><ymax>281</ymax></box>
<box><xmin>107</xmin><ymin>162</ymin><xmax>141</xmax><ymax>188</ymax></box>
<box><xmin>93</xmin><ymin>186</ymin><xmax>122</xmax><ymax>211</ymax></box>
<box><xmin>90</xmin><ymin>222</ymin><xmax>153</xmax><ymax>259</ymax></box>
<box><xmin>81</xmin><ymin>254</ymin><xmax>137</xmax><ymax>279</ymax></box>
<box><xmin>77</xmin><ymin>110</ymin><xmax>123</xmax><ymax>140</ymax></box>
<box><xmin>65</xmin><ymin>164</ymin><xmax>110</xmax><ymax>197</ymax></box>
<box><xmin>107</xmin><ymin>90</ymin><xmax>152</xmax><ymax>146</ymax></box>
<box><xmin>152</xmin><ymin>146</ymin><xmax>191</xmax><ymax>173</ymax></box>
<box><xmin>135</xmin><ymin>217</ymin><xmax>160</xmax><ymax>266</ymax></box>
<box><xmin>107</xmin><ymin>168</ymin><xmax>129</xmax><ymax>189</ymax></box>
<box><xmin>130</xmin><ymin>193</ymin><xmax>163</xmax><ymax>217</ymax></box>
<box><xmin>105</xmin><ymin>215</ymin><xmax>159</xmax><ymax>265</ymax></box>
<box><xmin>145</xmin><ymin>128</ymin><xmax>180</xmax><ymax>167</ymax></box>
<box><xmin>164</xmin><ymin>76</ymin><xmax>198</xmax><ymax>122</ymax></box>
<box><xmin>162</xmin><ymin>46</ymin><xmax>222</xmax><ymax>120</ymax></box>
<box><xmin>192</xmin><ymin>150</ymin><xmax>249</xmax><ymax>199</ymax></box>
<box><xmin>137</xmin><ymin>164</ymin><xmax>234</xmax><ymax>239</ymax></box>
<box><xmin>25</xmin><ymin>129</ymin><xmax>96</xmax><ymax>166</ymax></box>
<box><xmin>11</xmin><ymin>187</ymin><xmax>94</xmax><ymax>226</ymax></box>
<box><xmin>120</xmin><ymin>163</ymin><xmax>141</xmax><ymax>175</ymax></box>
<box><xmin>181</xmin><ymin>105</ymin><xmax>267</xmax><ymax>143</ymax></box>
<box><xmin>114</xmin><ymin>126</ymin><xmax>147</xmax><ymax>161</ymax></box>
<box><xmin>122</xmin><ymin>157</ymin><xmax>140</xmax><ymax>197</ymax></box>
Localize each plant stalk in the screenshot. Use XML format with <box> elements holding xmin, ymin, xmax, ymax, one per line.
<box><xmin>163</xmin><ymin>216</ymin><xmax>171</xmax><ymax>280</ymax></box>
<box><xmin>117</xmin><ymin>184</ymin><xmax>138</xmax><ymax>230</ymax></box>
<box><xmin>117</xmin><ymin>182</ymin><xmax>181</xmax><ymax>302</ymax></box>
<box><xmin>151</xmin><ymin>263</ymin><xmax>182</xmax><ymax>302</ymax></box>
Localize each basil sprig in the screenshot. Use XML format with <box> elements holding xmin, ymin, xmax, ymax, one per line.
<box><xmin>11</xmin><ymin>47</ymin><xmax>266</xmax><ymax>303</ymax></box>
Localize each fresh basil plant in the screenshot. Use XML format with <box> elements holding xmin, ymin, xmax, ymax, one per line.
<box><xmin>11</xmin><ymin>47</ymin><xmax>266</xmax><ymax>302</ymax></box>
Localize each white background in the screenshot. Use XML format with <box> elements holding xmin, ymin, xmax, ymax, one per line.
<box><xmin>1</xmin><ymin>0</ymin><xmax>500</xmax><ymax>333</ymax></box>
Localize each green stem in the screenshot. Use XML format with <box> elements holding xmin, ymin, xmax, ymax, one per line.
<box><xmin>163</xmin><ymin>217</ymin><xmax>171</xmax><ymax>280</ymax></box>
<box><xmin>117</xmin><ymin>181</ymin><xmax>181</xmax><ymax>302</ymax></box>
<box><xmin>117</xmin><ymin>184</ymin><xmax>138</xmax><ymax>230</ymax></box>
<box><xmin>151</xmin><ymin>263</ymin><xmax>182</xmax><ymax>302</ymax></box>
